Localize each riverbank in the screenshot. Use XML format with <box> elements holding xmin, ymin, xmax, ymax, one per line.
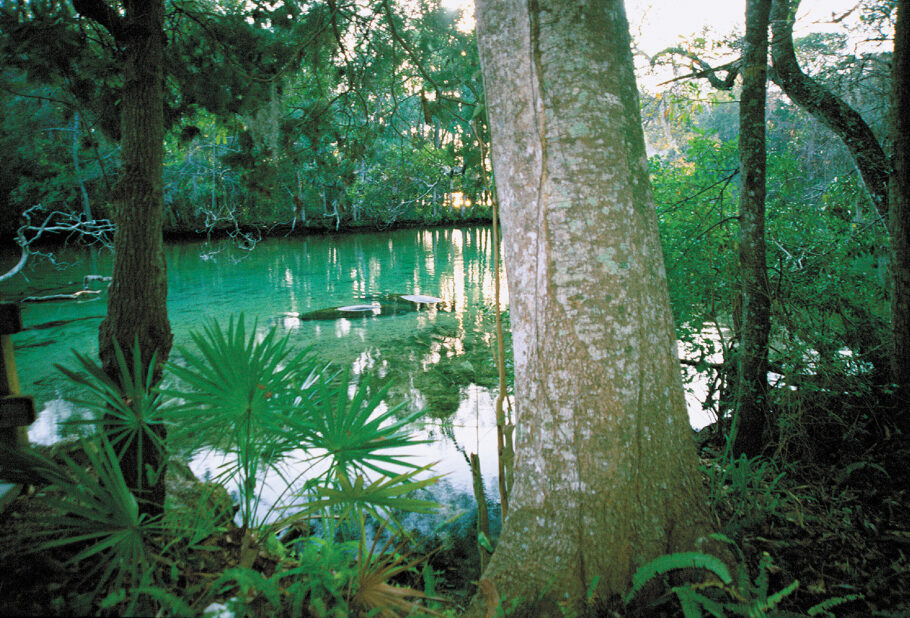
<box><xmin>1</xmin><ymin>387</ymin><xmax>908</xmax><ymax>615</ymax></box>
<box><xmin>0</xmin><ymin>213</ymin><xmax>495</xmax><ymax>254</ymax></box>
<box><xmin>161</xmin><ymin>214</ymin><xmax>494</xmax><ymax>243</ymax></box>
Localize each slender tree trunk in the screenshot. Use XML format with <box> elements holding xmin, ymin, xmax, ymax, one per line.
<box><xmin>769</xmin><ymin>0</ymin><xmax>909</xmax><ymax>424</ymax></box>
<box><xmin>71</xmin><ymin>112</ymin><xmax>92</xmax><ymax>220</ymax></box>
<box><xmin>769</xmin><ymin>0</ymin><xmax>889</xmax><ymax>221</ymax></box>
<box><xmin>733</xmin><ymin>0</ymin><xmax>773</xmax><ymax>457</ymax></box>
<box><xmin>474</xmin><ymin>117</ymin><xmax>515</xmax><ymax>518</ymax></box>
<box><xmin>891</xmin><ymin>0</ymin><xmax>910</xmax><ymax>426</ymax></box>
<box><xmin>472</xmin><ymin>1</ymin><xmax>715</xmax><ymax>612</ymax></box>
<box><xmin>97</xmin><ymin>0</ymin><xmax>172</xmax><ymax>517</ymax></box>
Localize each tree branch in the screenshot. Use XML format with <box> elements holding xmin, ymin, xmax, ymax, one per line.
<box><xmin>652</xmin><ymin>4</ymin><xmax>890</xmax><ymax>225</ymax></box>
<box><xmin>380</xmin><ymin>0</ymin><xmax>473</xmax><ymax>107</ymax></box>
<box><xmin>651</xmin><ymin>46</ymin><xmax>741</xmax><ymax>90</ymax></box>
<box><xmin>0</xmin><ymin>204</ymin><xmax>114</xmax><ymax>284</ymax></box>
<box><xmin>71</xmin><ymin>0</ymin><xmax>129</xmax><ymax>42</ymax></box>
<box><xmin>769</xmin><ymin>0</ymin><xmax>889</xmax><ymax>220</ymax></box>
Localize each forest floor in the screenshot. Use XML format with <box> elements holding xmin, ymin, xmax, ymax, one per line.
<box><xmin>0</xmin><ymin>390</ymin><xmax>908</xmax><ymax>616</ymax></box>
<box><xmin>683</xmin><ymin>389</ymin><xmax>910</xmax><ymax>617</ymax></box>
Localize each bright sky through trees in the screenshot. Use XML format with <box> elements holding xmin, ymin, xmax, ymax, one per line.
<box><xmin>442</xmin><ymin>1</ymin><xmax>875</xmax><ymax>70</ymax></box>
<box><xmin>626</xmin><ymin>0</ymin><xmax>866</xmax><ymax>55</ymax></box>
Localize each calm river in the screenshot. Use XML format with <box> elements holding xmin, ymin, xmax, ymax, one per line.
<box><xmin>4</xmin><ymin>227</ymin><xmax>507</xmax><ymax>503</ymax></box>
<box><xmin>2</xmin><ymin>225</ymin><xmax>713</xmax><ymax>520</ymax></box>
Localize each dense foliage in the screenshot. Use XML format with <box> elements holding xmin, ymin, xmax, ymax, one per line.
<box><xmin>2</xmin><ymin>0</ymin><xmax>909</xmax><ymax>615</ymax></box>
<box><xmin>649</xmin><ymin>24</ymin><xmax>894</xmax><ymax>418</ymax></box>
<box><xmin>0</xmin><ymin>0</ymin><xmax>489</xmax><ymax>241</ymax></box>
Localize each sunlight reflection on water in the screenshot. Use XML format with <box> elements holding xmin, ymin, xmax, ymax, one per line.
<box><xmin>6</xmin><ymin>225</ymin><xmax>720</xmax><ymax>519</ymax></box>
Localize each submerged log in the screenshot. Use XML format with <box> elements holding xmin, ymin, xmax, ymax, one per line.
<box><xmin>22</xmin><ymin>315</ymin><xmax>105</xmax><ymax>332</ymax></box>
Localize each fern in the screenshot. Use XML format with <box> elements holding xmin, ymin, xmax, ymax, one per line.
<box><xmin>755</xmin><ymin>579</ymin><xmax>799</xmax><ymax>614</ymax></box>
<box><xmin>807</xmin><ymin>593</ymin><xmax>863</xmax><ymax>616</ymax></box>
<box><xmin>624</xmin><ymin>545</ymin><xmax>809</xmax><ymax>618</ymax></box>
<box><xmin>624</xmin><ymin>552</ymin><xmax>733</xmax><ymax>603</ymax></box>
<box><xmin>674</xmin><ymin>585</ymin><xmax>725</xmax><ymax>618</ymax></box>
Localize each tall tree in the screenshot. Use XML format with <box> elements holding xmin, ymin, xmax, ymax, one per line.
<box><xmin>890</xmin><ymin>0</ymin><xmax>910</xmax><ymax>424</ymax></box>
<box><xmin>734</xmin><ymin>0</ymin><xmax>773</xmax><ymax>456</ymax></box>
<box><xmin>658</xmin><ymin>0</ymin><xmax>907</xmax><ymax>433</ymax></box>
<box><xmin>73</xmin><ymin>0</ymin><xmax>172</xmax><ymax>516</ymax></box>
<box><xmin>472</xmin><ymin>0</ymin><xmax>714</xmax><ymax>612</ymax></box>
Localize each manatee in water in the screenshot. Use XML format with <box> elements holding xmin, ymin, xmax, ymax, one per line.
<box><xmin>400</xmin><ymin>294</ymin><xmax>443</xmax><ymax>303</ymax></box>
<box><xmin>280</xmin><ymin>294</ymin><xmax>445</xmax><ymax>323</ymax></box>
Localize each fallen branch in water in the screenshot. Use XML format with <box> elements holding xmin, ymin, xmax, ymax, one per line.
<box><xmin>0</xmin><ymin>204</ymin><xmax>114</xmax><ymax>284</ymax></box>
<box><xmin>22</xmin><ymin>290</ymin><xmax>101</xmax><ymax>303</ymax></box>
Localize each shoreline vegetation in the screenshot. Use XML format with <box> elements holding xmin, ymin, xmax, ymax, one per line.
<box><xmin>2</xmin><ymin>0</ymin><xmax>908</xmax><ymax>613</ymax></box>
<box><xmin>1</xmin><ymin>215</ymin><xmax>496</xmax><ymax>259</ymax></box>
<box><xmin>159</xmin><ymin>214</ymin><xmax>495</xmax><ymax>243</ymax></box>
<box><xmin>1</xmin><ymin>387</ymin><xmax>908</xmax><ymax>615</ymax></box>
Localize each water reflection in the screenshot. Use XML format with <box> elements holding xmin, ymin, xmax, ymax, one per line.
<box><xmin>3</xmin><ymin>227</ymin><xmax>507</xmax><ymax>493</ymax></box>
<box><xmin>3</xmin><ymin>225</ymin><xmax>717</xmax><ymax>520</ymax></box>
<box><xmin>188</xmin><ymin>381</ymin><xmax>502</xmax><ymax>526</ymax></box>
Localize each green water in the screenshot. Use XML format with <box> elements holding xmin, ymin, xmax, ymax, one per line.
<box><xmin>2</xmin><ymin>226</ymin><xmax>508</xmax><ymax>497</ymax></box>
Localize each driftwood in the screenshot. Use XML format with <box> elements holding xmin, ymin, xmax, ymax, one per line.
<box><xmin>0</xmin><ymin>204</ymin><xmax>114</xmax><ymax>285</ymax></box>
<box><xmin>15</xmin><ymin>275</ymin><xmax>110</xmax><ymax>304</ymax></box>
<box><xmin>22</xmin><ymin>290</ymin><xmax>101</xmax><ymax>303</ymax></box>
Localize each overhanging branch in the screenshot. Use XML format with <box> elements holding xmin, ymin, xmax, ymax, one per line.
<box><xmin>72</xmin><ymin>0</ymin><xmax>129</xmax><ymax>42</ymax></box>
<box><xmin>651</xmin><ymin>46</ymin><xmax>741</xmax><ymax>90</ymax></box>
<box><xmin>769</xmin><ymin>0</ymin><xmax>889</xmax><ymax>220</ymax></box>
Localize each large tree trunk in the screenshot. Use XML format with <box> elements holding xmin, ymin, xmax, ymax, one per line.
<box><xmin>472</xmin><ymin>0</ymin><xmax>714</xmax><ymax>612</ymax></box>
<box><xmin>890</xmin><ymin>0</ymin><xmax>910</xmax><ymax>426</ymax></box>
<box><xmin>733</xmin><ymin>0</ymin><xmax>773</xmax><ymax>457</ymax></box>
<box><xmin>88</xmin><ymin>0</ymin><xmax>172</xmax><ymax>518</ymax></box>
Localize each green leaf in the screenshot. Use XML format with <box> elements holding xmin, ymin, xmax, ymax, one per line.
<box><xmin>477</xmin><ymin>531</ymin><xmax>494</xmax><ymax>553</ymax></box>
<box><xmin>299</xmin><ymin>466</ymin><xmax>440</xmax><ymax>525</ymax></box>
<box><xmin>807</xmin><ymin>594</ymin><xmax>863</xmax><ymax>616</ymax></box>
<box><xmin>295</xmin><ymin>373</ymin><xmax>430</xmax><ymax>479</ymax></box>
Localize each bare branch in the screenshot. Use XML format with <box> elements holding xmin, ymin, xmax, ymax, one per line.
<box><xmin>651</xmin><ymin>46</ymin><xmax>741</xmax><ymax>90</ymax></box>
<box><xmin>0</xmin><ymin>246</ymin><xmax>28</xmax><ymax>284</ymax></box>
<box><xmin>22</xmin><ymin>290</ymin><xmax>101</xmax><ymax>303</ymax></box>
<box><xmin>0</xmin><ymin>204</ymin><xmax>115</xmax><ymax>284</ymax></box>
<box><xmin>828</xmin><ymin>2</ymin><xmax>862</xmax><ymax>25</ymax></box>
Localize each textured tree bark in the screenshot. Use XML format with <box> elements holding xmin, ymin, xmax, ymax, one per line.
<box><xmin>733</xmin><ymin>0</ymin><xmax>772</xmax><ymax>458</ymax></box>
<box><xmin>473</xmin><ymin>0</ymin><xmax>714</xmax><ymax>612</ymax></box>
<box><xmin>75</xmin><ymin>0</ymin><xmax>172</xmax><ymax>517</ymax></box>
<box><xmin>769</xmin><ymin>0</ymin><xmax>890</xmax><ymax>221</ymax></box>
<box><xmin>890</xmin><ymin>0</ymin><xmax>910</xmax><ymax>427</ymax></box>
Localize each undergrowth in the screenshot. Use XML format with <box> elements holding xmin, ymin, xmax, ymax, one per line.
<box><xmin>1</xmin><ymin>320</ymin><xmax>909</xmax><ymax>616</ymax></box>
<box><xmin>629</xmin><ymin>380</ymin><xmax>910</xmax><ymax>617</ymax></box>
